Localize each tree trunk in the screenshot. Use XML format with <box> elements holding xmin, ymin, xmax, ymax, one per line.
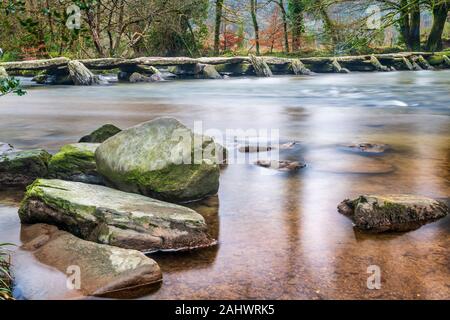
<box><xmin>409</xmin><ymin>1</ymin><xmax>421</xmax><ymax>51</ymax></box>
<box><xmin>250</xmin><ymin>0</ymin><xmax>260</xmax><ymax>55</ymax></box>
<box><xmin>289</xmin><ymin>0</ymin><xmax>304</xmax><ymax>52</ymax></box>
<box><xmin>276</xmin><ymin>0</ymin><xmax>289</xmax><ymax>53</ymax></box>
<box><xmin>426</xmin><ymin>2</ymin><xmax>449</xmax><ymax>51</ymax></box>
<box><xmin>399</xmin><ymin>0</ymin><xmax>412</xmax><ymax>50</ymax></box>
<box><xmin>214</xmin><ymin>0</ymin><xmax>224</xmax><ymax>55</ymax></box>
<box><xmin>319</xmin><ymin>5</ymin><xmax>338</xmax><ymax>47</ymax></box>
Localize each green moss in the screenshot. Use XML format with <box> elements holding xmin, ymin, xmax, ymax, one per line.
<box><xmin>0</xmin><ymin>149</ymin><xmax>51</xmax><ymax>175</ymax></box>
<box><xmin>47</xmin><ymin>143</ymin><xmax>98</xmax><ymax>178</ymax></box>
<box><xmin>79</xmin><ymin>124</ymin><xmax>121</xmax><ymax>143</ymax></box>
<box><xmin>428</xmin><ymin>54</ymin><xmax>444</xmax><ymax>66</ymax></box>
<box><xmin>19</xmin><ymin>179</ymin><xmax>97</xmax><ymax>223</ymax></box>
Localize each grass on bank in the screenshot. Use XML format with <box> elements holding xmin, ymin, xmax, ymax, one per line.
<box><xmin>0</xmin><ymin>243</ymin><xmax>14</xmax><ymax>300</ymax></box>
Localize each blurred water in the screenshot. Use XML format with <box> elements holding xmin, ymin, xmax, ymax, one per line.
<box><xmin>0</xmin><ymin>71</ymin><xmax>449</xmax><ymax>299</ymax></box>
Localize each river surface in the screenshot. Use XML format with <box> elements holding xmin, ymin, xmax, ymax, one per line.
<box><xmin>0</xmin><ymin>71</ymin><xmax>449</xmax><ymax>299</ymax></box>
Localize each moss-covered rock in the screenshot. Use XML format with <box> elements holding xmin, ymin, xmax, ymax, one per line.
<box><xmin>19</xmin><ymin>179</ymin><xmax>216</xmax><ymax>252</ymax></box>
<box><xmin>95</xmin><ymin>117</ymin><xmax>221</xmax><ymax>202</ymax></box>
<box><xmin>338</xmin><ymin>194</ymin><xmax>448</xmax><ymax>232</ymax></box>
<box><xmin>79</xmin><ymin>124</ymin><xmax>121</xmax><ymax>143</ymax></box>
<box><xmin>47</xmin><ymin>143</ymin><xmax>104</xmax><ymax>184</ymax></box>
<box><xmin>427</xmin><ymin>54</ymin><xmax>444</xmax><ymax>66</ymax></box>
<box><xmin>20</xmin><ymin>224</ymin><xmax>162</xmax><ymax>298</ymax></box>
<box><xmin>0</xmin><ymin>149</ymin><xmax>51</xmax><ymax>187</ymax></box>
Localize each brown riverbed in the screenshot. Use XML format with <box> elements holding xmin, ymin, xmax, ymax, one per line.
<box><xmin>0</xmin><ymin>71</ymin><xmax>449</xmax><ymax>299</ymax></box>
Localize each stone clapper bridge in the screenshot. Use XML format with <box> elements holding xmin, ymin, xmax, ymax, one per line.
<box><xmin>1</xmin><ymin>52</ymin><xmax>450</xmax><ymax>85</ymax></box>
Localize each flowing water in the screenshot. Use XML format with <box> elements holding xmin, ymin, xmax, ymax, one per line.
<box><xmin>0</xmin><ymin>71</ymin><xmax>449</xmax><ymax>299</ymax></box>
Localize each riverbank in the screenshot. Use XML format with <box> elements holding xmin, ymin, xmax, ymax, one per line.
<box><xmin>1</xmin><ymin>52</ymin><xmax>450</xmax><ymax>86</ymax></box>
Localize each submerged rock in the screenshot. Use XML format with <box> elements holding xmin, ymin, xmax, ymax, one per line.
<box><xmin>340</xmin><ymin>143</ymin><xmax>390</xmax><ymax>155</ymax></box>
<box><xmin>238</xmin><ymin>145</ymin><xmax>273</xmax><ymax>153</ymax></box>
<box><xmin>19</xmin><ymin>179</ymin><xmax>216</xmax><ymax>252</ymax></box>
<box><xmin>20</xmin><ymin>224</ymin><xmax>162</xmax><ymax>298</ymax></box>
<box><xmin>338</xmin><ymin>194</ymin><xmax>449</xmax><ymax>232</ymax></box>
<box><xmin>95</xmin><ymin>117</ymin><xmax>221</xmax><ymax>202</ymax></box>
<box><xmin>0</xmin><ymin>149</ymin><xmax>51</xmax><ymax>187</ymax></box>
<box><xmin>79</xmin><ymin>124</ymin><xmax>122</xmax><ymax>143</ymax></box>
<box><xmin>68</xmin><ymin>60</ymin><xmax>99</xmax><ymax>85</ymax></box>
<box><xmin>255</xmin><ymin>159</ymin><xmax>306</xmax><ymax>172</ymax></box>
<box><xmin>47</xmin><ymin>143</ymin><xmax>104</xmax><ymax>185</ymax></box>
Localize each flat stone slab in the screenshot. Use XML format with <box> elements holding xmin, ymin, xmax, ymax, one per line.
<box><xmin>338</xmin><ymin>194</ymin><xmax>449</xmax><ymax>232</ymax></box>
<box><xmin>0</xmin><ymin>149</ymin><xmax>52</xmax><ymax>187</ymax></box>
<box><xmin>19</xmin><ymin>179</ymin><xmax>216</xmax><ymax>253</ymax></box>
<box><xmin>20</xmin><ymin>224</ymin><xmax>162</xmax><ymax>298</ymax></box>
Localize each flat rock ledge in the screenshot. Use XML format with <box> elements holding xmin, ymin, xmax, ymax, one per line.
<box><xmin>21</xmin><ymin>224</ymin><xmax>162</xmax><ymax>298</ymax></box>
<box><xmin>19</xmin><ymin>179</ymin><xmax>216</xmax><ymax>253</ymax></box>
<box><xmin>338</xmin><ymin>194</ymin><xmax>449</xmax><ymax>232</ymax></box>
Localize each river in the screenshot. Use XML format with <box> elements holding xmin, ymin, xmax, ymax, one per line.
<box><xmin>0</xmin><ymin>70</ymin><xmax>449</xmax><ymax>299</ymax></box>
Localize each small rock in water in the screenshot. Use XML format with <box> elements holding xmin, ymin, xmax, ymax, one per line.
<box><xmin>255</xmin><ymin>160</ymin><xmax>306</xmax><ymax>172</ymax></box>
<box><xmin>47</xmin><ymin>143</ymin><xmax>104</xmax><ymax>185</ymax></box>
<box><xmin>338</xmin><ymin>194</ymin><xmax>449</xmax><ymax>232</ymax></box>
<box><xmin>279</xmin><ymin>141</ymin><xmax>300</xmax><ymax>150</ymax></box>
<box><xmin>238</xmin><ymin>145</ymin><xmax>273</xmax><ymax>153</ymax></box>
<box><xmin>341</xmin><ymin>143</ymin><xmax>390</xmax><ymax>155</ymax></box>
<box><xmin>79</xmin><ymin>124</ymin><xmax>121</xmax><ymax>143</ymax></box>
<box><xmin>19</xmin><ymin>179</ymin><xmax>216</xmax><ymax>253</ymax></box>
<box><xmin>0</xmin><ymin>149</ymin><xmax>52</xmax><ymax>187</ymax></box>
<box><xmin>20</xmin><ymin>224</ymin><xmax>162</xmax><ymax>298</ymax></box>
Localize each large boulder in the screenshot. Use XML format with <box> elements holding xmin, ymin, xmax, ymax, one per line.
<box><xmin>68</xmin><ymin>60</ymin><xmax>99</xmax><ymax>85</ymax></box>
<box><xmin>79</xmin><ymin>124</ymin><xmax>121</xmax><ymax>143</ymax></box>
<box><xmin>19</xmin><ymin>179</ymin><xmax>216</xmax><ymax>252</ymax></box>
<box><xmin>47</xmin><ymin>143</ymin><xmax>104</xmax><ymax>185</ymax></box>
<box><xmin>0</xmin><ymin>149</ymin><xmax>51</xmax><ymax>187</ymax></box>
<box><xmin>20</xmin><ymin>224</ymin><xmax>162</xmax><ymax>298</ymax></box>
<box><xmin>338</xmin><ymin>194</ymin><xmax>449</xmax><ymax>232</ymax></box>
<box><xmin>95</xmin><ymin>117</ymin><xmax>221</xmax><ymax>202</ymax></box>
